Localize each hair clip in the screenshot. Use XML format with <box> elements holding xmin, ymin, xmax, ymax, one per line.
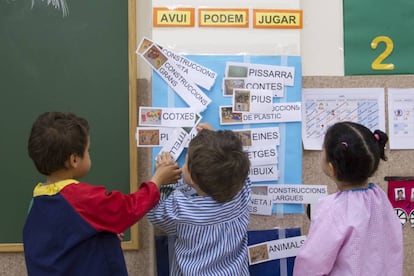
<box><xmin>341</xmin><ymin>141</ymin><xmax>348</xmax><ymax>148</ymax></box>
<box><xmin>374</xmin><ymin>133</ymin><xmax>380</xmax><ymax>141</ymax></box>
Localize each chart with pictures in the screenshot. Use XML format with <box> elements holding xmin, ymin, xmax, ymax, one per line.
<box><xmin>136</xmin><ymin>39</ymin><xmax>303</xmax><ymax>214</ymax></box>
<box><xmin>302</xmin><ymin>88</ymin><xmax>386</xmax><ymax>150</ymax></box>
<box><xmin>388</xmin><ymin>88</ymin><xmax>414</xmax><ymax>149</ymax></box>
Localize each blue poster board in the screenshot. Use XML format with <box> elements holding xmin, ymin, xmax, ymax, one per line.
<box><xmin>248</xmin><ymin>227</ymin><xmax>301</xmax><ymax>276</ymax></box>
<box><xmin>152</xmin><ymin>55</ymin><xmax>302</xmax><ymax>214</ymax></box>
<box><xmin>155</xmin><ymin>227</ymin><xmax>301</xmax><ymax>276</ymax></box>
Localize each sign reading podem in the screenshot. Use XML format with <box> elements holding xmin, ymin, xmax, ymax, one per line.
<box><xmin>198</xmin><ymin>8</ymin><xmax>249</xmax><ymax>28</ymax></box>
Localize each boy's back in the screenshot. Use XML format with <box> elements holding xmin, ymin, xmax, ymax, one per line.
<box><xmin>148</xmin><ymin>180</ymin><xmax>251</xmax><ymax>275</ymax></box>
<box><xmin>148</xmin><ymin>126</ymin><xmax>251</xmax><ymax>275</ymax></box>
<box><xmin>24</xmin><ymin>182</ymin><xmax>128</xmax><ymax>275</ymax></box>
<box><xmin>24</xmin><ymin>112</ymin><xmax>182</xmax><ymax>275</ymax></box>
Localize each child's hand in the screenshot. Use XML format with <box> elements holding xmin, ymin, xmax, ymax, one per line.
<box><xmin>155</xmin><ymin>151</ymin><xmax>174</xmax><ymax>169</ymax></box>
<box><xmin>196</xmin><ymin>122</ymin><xmax>214</xmax><ymax>131</ymax></box>
<box><xmin>151</xmin><ymin>152</ymin><xmax>181</xmax><ymax>187</ymax></box>
<box><xmin>117</xmin><ymin>233</ymin><xmax>124</xmax><ymax>242</ymax></box>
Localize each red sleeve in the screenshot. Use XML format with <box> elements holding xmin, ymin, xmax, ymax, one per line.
<box><xmin>61</xmin><ymin>181</ymin><xmax>160</xmax><ymax>233</ymax></box>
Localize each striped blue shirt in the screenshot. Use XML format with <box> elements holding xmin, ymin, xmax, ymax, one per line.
<box><xmin>147</xmin><ymin>179</ymin><xmax>251</xmax><ymax>276</ymax></box>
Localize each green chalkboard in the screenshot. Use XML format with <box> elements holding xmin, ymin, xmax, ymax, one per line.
<box><xmin>0</xmin><ymin>0</ymin><xmax>138</xmax><ymax>251</ymax></box>
<box><xmin>344</xmin><ymin>0</ymin><xmax>414</xmax><ymax>75</ymax></box>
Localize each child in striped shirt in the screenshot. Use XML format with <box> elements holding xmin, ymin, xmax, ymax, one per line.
<box><xmin>147</xmin><ymin>123</ymin><xmax>251</xmax><ymax>276</ymax></box>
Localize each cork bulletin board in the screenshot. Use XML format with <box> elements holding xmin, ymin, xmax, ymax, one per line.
<box><xmin>248</xmin><ymin>75</ymin><xmax>414</xmax><ymax>276</ymax></box>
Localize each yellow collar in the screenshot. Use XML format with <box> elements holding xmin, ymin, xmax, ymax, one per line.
<box><xmin>33</xmin><ymin>179</ymin><xmax>79</xmax><ymax>196</ymax></box>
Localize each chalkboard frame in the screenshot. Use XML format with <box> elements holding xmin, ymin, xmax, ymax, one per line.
<box><xmin>122</xmin><ymin>0</ymin><xmax>139</xmax><ymax>251</ymax></box>
<box><xmin>0</xmin><ymin>0</ymin><xmax>139</xmax><ymax>252</ymax></box>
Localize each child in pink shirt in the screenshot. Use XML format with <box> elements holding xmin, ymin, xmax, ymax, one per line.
<box><xmin>293</xmin><ymin>122</ymin><xmax>403</xmax><ymax>276</ymax></box>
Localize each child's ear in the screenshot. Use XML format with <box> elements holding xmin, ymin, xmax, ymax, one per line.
<box><xmin>65</xmin><ymin>154</ymin><xmax>79</xmax><ymax>169</ymax></box>
<box><xmin>327</xmin><ymin>162</ymin><xmax>336</xmax><ymax>178</ymax></box>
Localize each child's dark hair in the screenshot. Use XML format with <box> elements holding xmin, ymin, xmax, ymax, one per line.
<box><xmin>28</xmin><ymin>112</ymin><xmax>89</xmax><ymax>176</ymax></box>
<box><xmin>187</xmin><ymin>129</ymin><xmax>250</xmax><ymax>202</ymax></box>
<box><xmin>323</xmin><ymin>121</ymin><xmax>388</xmax><ymax>185</ymax></box>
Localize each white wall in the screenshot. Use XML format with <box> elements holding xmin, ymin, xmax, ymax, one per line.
<box><xmin>138</xmin><ymin>1</ymin><xmax>344</xmax><ymax>77</ymax></box>
<box><xmin>301</xmin><ymin>0</ymin><xmax>343</xmax><ymax>76</ymax></box>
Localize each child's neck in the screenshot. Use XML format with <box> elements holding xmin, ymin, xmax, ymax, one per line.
<box><xmin>337</xmin><ymin>181</ymin><xmax>369</xmax><ymax>191</ymax></box>
<box><xmin>45</xmin><ymin>170</ymin><xmax>74</xmax><ymax>185</ymax></box>
<box><xmin>190</xmin><ymin>182</ymin><xmax>208</xmax><ymax>197</ymax></box>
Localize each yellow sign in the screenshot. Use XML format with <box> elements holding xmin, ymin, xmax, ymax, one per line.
<box><xmin>198</xmin><ymin>8</ymin><xmax>249</xmax><ymax>27</ymax></box>
<box><xmin>153</xmin><ymin>7</ymin><xmax>195</xmax><ymax>27</ymax></box>
<box><xmin>253</xmin><ymin>9</ymin><xmax>302</xmax><ymax>29</ymax></box>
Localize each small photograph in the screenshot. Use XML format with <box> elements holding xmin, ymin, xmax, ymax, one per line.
<box><xmin>251</xmin><ymin>185</ymin><xmax>268</xmax><ymax>196</ymax></box>
<box><xmin>137</xmin><ymin>38</ymin><xmax>153</xmax><ymax>54</ymax></box>
<box><xmin>233</xmin><ymin>89</ymin><xmax>250</xmax><ymax>112</ymax></box>
<box><xmin>220</xmin><ymin>106</ymin><xmax>243</xmax><ymax>124</ymax></box>
<box><xmin>142</xmin><ymin>45</ymin><xmax>168</xmax><ymax>69</ymax></box>
<box><xmin>410</xmin><ymin>188</ymin><xmax>414</xmax><ymax>202</ymax></box>
<box><xmin>234</xmin><ymin>130</ymin><xmax>252</xmax><ymax>147</ymax></box>
<box><xmin>248</xmin><ymin>244</ymin><xmax>269</xmax><ymax>264</ymax></box>
<box><xmin>140</xmin><ymin>108</ymin><xmax>162</xmax><ymax>125</ymax></box>
<box><xmin>138</xmin><ymin>129</ymin><xmax>160</xmax><ymax>146</ymax></box>
<box><xmin>227</xmin><ymin>65</ymin><xmax>248</xmax><ymax>78</ymax></box>
<box><xmin>395</xmin><ymin>188</ymin><xmax>406</xmax><ymax>201</ymax></box>
<box><xmin>223</xmin><ymin>78</ymin><xmax>245</xmax><ymax>96</ymax></box>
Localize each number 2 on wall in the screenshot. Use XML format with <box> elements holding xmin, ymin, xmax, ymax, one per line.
<box><xmin>371</xmin><ymin>36</ymin><xmax>395</xmax><ymax>71</ymax></box>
